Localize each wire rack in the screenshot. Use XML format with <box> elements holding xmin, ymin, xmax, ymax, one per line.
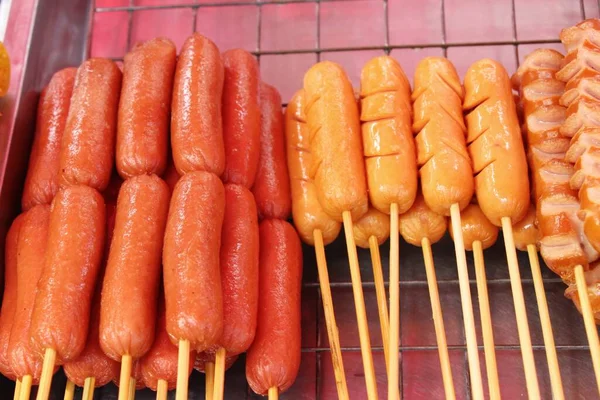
<box><xmin>80</xmin><ymin>0</ymin><xmax>600</xmax><ymax>398</ymax></box>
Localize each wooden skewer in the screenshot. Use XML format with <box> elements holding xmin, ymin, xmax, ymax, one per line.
<box><xmin>527</xmin><ymin>244</ymin><xmax>564</xmax><ymax>400</ymax></box>
<box><xmin>156</xmin><ymin>379</ymin><xmax>168</xmax><ymax>400</ymax></box>
<box><xmin>574</xmin><ymin>265</ymin><xmax>600</xmax><ymax>394</ymax></box>
<box><xmin>83</xmin><ymin>376</ymin><xmax>95</xmax><ymax>400</ymax></box>
<box><xmin>212</xmin><ymin>347</ymin><xmax>226</xmax><ymax>400</ymax></box>
<box><xmin>472</xmin><ymin>241</ymin><xmax>500</xmax><ymax>400</ymax></box>
<box><xmin>449</xmin><ymin>204</ymin><xmax>483</xmax><ymax>400</ymax></box>
<box><xmin>64</xmin><ymin>379</ymin><xmax>75</xmax><ymax>400</ymax></box>
<box><xmin>342</xmin><ymin>211</ymin><xmax>378</xmax><ymax>400</ymax></box>
<box><xmin>205</xmin><ymin>361</ymin><xmax>214</xmax><ymax>400</ymax></box>
<box><xmin>268</xmin><ymin>387</ymin><xmax>278</xmax><ymax>400</ymax></box>
<box><xmin>422</xmin><ymin>237</ymin><xmax>456</xmax><ymax>400</ymax></box>
<box><xmin>19</xmin><ymin>375</ymin><xmax>32</xmax><ymax>400</ymax></box>
<box><xmin>500</xmin><ymin>217</ymin><xmax>540</xmax><ymax>399</ymax></box>
<box><xmin>13</xmin><ymin>379</ymin><xmax>21</xmax><ymax>400</ymax></box>
<box><xmin>128</xmin><ymin>377</ymin><xmax>136</xmax><ymax>400</ymax></box>
<box><xmin>118</xmin><ymin>355</ymin><xmax>133</xmax><ymax>400</ymax></box>
<box><xmin>388</xmin><ymin>203</ymin><xmax>400</xmax><ymax>400</ymax></box>
<box><xmin>313</xmin><ymin>229</ymin><xmax>349</xmax><ymax>399</ymax></box>
<box><xmin>36</xmin><ymin>348</ymin><xmax>56</xmax><ymax>400</ymax></box>
<box><xmin>176</xmin><ymin>339</ymin><xmax>190</xmax><ymax>400</ymax></box>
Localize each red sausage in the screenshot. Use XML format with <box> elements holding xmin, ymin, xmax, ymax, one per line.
<box><xmin>194</xmin><ymin>352</ymin><xmax>238</xmax><ymax>373</ymax></box>
<box><xmin>0</xmin><ymin>215</ymin><xmax>23</xmax><ymax>380</ymax></box>
<box><xmin>30</xmin><ymin>185</ymin><xmax>106</xmax><ymax>363</ymax></box>
<box><xmin>246</xmin><ymin>219</ymin><xmax>302</xmax><ymax>395</ymax></box>
<box><xmin>171</xmin><ymin>33</ymin><xmax>225</xmax><ymax>176</ymax></box>
<box><xmin>22</xmin><ymin>68</ymin><xmax>76</xmax><ymax>211</ymax></box>
<box><xmin>117</xmin><ymin>38</ymin><xmax>176</xmax><ymax>179</ymax></box>
<box><xmin>59</xmin><ymin>58</ymin><xmax>122</xmax><ymax>191</ymax></box>
<box><xmin>163</xmin><ymin>171</ymin><xmax>225</xmax><ymax>351</ymax></box>
<box><xmin>253</xmin><ymin>83</ymin><xmax>292</xmax><ymax>220</ymax></box>
<box><xmin>8</xmin><ymin>205</ymin><xmax>50</xmax><ymax>384</ymax></box>
<box><xmin>100</xmin><ymin>174</ymin><xmax>170</xmax><ymax>361</ymax></box>
<box><xmin>218</xmin><ymin>184</ymin><xmax>259</xmax><ymax>355</ymax></box>
<box><xmin>222</xmin><ymin>49</ymin><xmax>261</xmax><ymax>188</ymax></box>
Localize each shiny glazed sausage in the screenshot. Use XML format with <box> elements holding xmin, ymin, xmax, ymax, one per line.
<box><xmin>100</xmin><ymin>174</ymin><xmax>170</xmax><ymax>360</ymax></box>
<box><xmin>304</xmin><ymin>61</ymin><xmax>369</xmax><ymax>222</ymax></box>
<box><xmin>399</xmin><ymin>192</ymin><xmax>447</xmax><ymax>246</ymax></box>
<box><xmin>221</xmin><ymin>49</ymin><xmax>260</xmax><ymax>188</ymax></box>
<box><xmin>285</xmin><ymin>89</ymin><xmax>341</xmax><ymax>245</ymax></box>
<box><xmin>246</xmin><ymin>219</ymin><xmax>302</xmax><ymax>395</ymax></box>
<box><xmin>117</xmin><ymin>37</ymin><xmax>176</xmax><ymax>179</ymax></box>
<box><xmin>449</xmin><ymin>203</ymin><xmax>498</xmax><ymax>251</ymax></box>
<box><xmin>352</xmin><ymin>207</ymin><xmax>390</xmax><ymax>249</ymax></box>
<box><xmin>253</xmin><ymin>82</ymin><xmax>291</xmax><ymax>220</ymax></box>
<box><xmin>163</xmin><ymin>171</ymin><xmax>225</xmax><ymax>351</ymax></box>
<box><xmin>22</xmin><ymin>68</ymin><xmax>76</xmax><ymax>211</ymax></box>
<box><xmin>172</xmin><ymin>33</ymin><xmax>225</xmax><ymax>176</ymax></box>
<box><xmin>59</xmin><ymin>58</ymin><xmax>122</xmax><ymax>191</ymax></box>
<box><xmin>30</xmin><ymin>185</ymin><xmax>106</xmax><ymax>363</ymax></box>
<box><xmin>512</xmin><ymin>205</ymin><xmax>539</xmax><ymax>251</ymax></box>
<box><xmin>360</xmin><ymin>56</ymin><xmax>418</xmax><ymax>214</ymax></box>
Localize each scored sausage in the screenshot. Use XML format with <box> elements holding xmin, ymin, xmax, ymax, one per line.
<box><xmin>0</xmin><ymin>215</ymin><xmax>22</xmax><ymax>380</ymax></box>
<box><xmin>463</xmin><ymin>59</ymin><xmax>530</xmax><ymax>226</ymax></box>
<box><xmin>360</xmin><ymin>55</ymin><xmax>418</xmax><ymax>214</ymax></box>
<box><xmin>512</xmin><ymin>205</ymin><xmax>539</xmax><ymax>251</ymax></box>
<box><xmin>30</xmin><ymin>185</ymin><xmax>106</xmax><ymax>363</ymax></box>
<box><xmin>222</xmin><ymin>49</ymin><xmax>260</xmax><ymax>188</ymax></box>
<box><xmin>172</xmin><ymin>33</ymin><xmax>225</xmax><ymax>176</ymax></box>
<box><xmin>100</xmin><ymin>174</ymin><xmax>170</xmax><ymax>361</ymax></box>
<box><xmin>22</xmin><ymin>68</ymin><xmax>76</xmax><ymax>211</ymax></box>
<box><xmin>352</xmin><ymin>207</ymin><xmax>391</xmax><ymax>249</ymax></box>
<box><xmin>413</xmin><ymin>57</ymin><xmax>473</xmax><ymax>215</ymax></box>
<box><xmin>163</xmin><ymin>171</ymin><xmax>225</xmax><ymax>351</ymax></box>
<box><xmin>285</xmin><ymin>89</ymin><xmax>341</xmax><ymax>245</ymax></box>
<box><xmin>253</xmin><ymin>82</ymin><xmax>291</xmax><ymax>220</ymax></box>
<box><xmin>8</xmin><ymin>205</ymin><xmax>50</xmax><ymax>384</ymax></box>
<box><xmin>304</xmin><ymin>61</ymin><xmax>369</xmax><ymax>222</ymax></box>
<box><xmin>246</xmin><ymin>219</ymin><xmax>302</xmax><ymax>395</ymax></box>
<box><xmin>117</xmin><ymin>37</ymin><xmax>176</xmax><ymax>179</ymax></box>
<box><xmin>449</xmin><ymin>203</ymin><xmax>498</xmax><ymax>251</ymax></box>
<box><xmin>399</xmin><ymin>192</ymin><xmax>447</xmax><ymax>246</ymax></box>
<box><xmin>59</xmin><ymin>58</ymin><xmax>122</xmax><ymax>191</ymax></box>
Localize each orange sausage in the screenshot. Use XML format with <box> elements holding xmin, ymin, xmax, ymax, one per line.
<box><xmin>463</xmin><ymin>59</ymin><xmax>530</xmax><ymax>226</ymax></box>
<box><xmin>30</xmin><ymin>185</ymin><xmax>106</xmax><ymax>363</ymax></box>
<box><xmin>413</xmin><ymin>57</ymin><xmax>473</xmax><ymax>215</ymax></box>
<box><xmin>171</xmin><ymin>33</ymin><xmax>225</xmax><ymax>176</ymax></box>
<box><xmin>59</xmin><ymin>58</ymin><xmax>122</xmax><ymax>191</ymax></box>
<box><xmin>285</xmin><ymin>89</ymin><xmax>341</xmax><ymax>245</ymax></box>
<box><xmin>163</xmin><ymin>171</ymin><xmax>225</xmax><ymax>351</ymax></box>
<box><xmin>8</xmin><ymin>205</ymin><xmax>50</xmax><ymax>384</ymax></box>
<box><xmin>360</xmin><ymin>56</ymin><xmax>418</xmax><ymax>214</ymax></box>
<box><xmin>352</xmin><ymin>207</ymin><xmax>390</xmax><ymax>249</ymax></box>
<box><xmin>0</xmin><ymin>215</ymin><xmax>22</xmax><ymax>380</ymax></box>
<box><xmin>222</xmin><ymin>49</ymin><xmax>261</xmax><ymax>188</ymax></box>
<box><xmin>253</xmin><ymin>82</ymin><xmax>291</xmax><ymax>220</ymax></box>
<box><xmin>449</xmin><ymin>203</ymin><xmax>498</xmax><ymax>251</ymax></box>
<box><xmin>117</xmin><ymin>37</ymin><xmax>176</xmax><ymax>179</ymax></box>
<box><xmin>100</xmin><ymin>174</ymin><xmax>170</xmax><ymax>360</ymax></box>
<box><xmin>399</xmin><ymin>192</ymin><xmax>447</xmax><ymax>246</ymax></box>
<box><xmin>304</xmin><ymin>61</ymin><xmax>369</xmax><ymax>222</ymax></box>
<box><xmin>21</xmin><ymin>68</ymin><xmax>76</xmax><ymax>211</ymax></box>
<box><xmin>512</xmin><ymin>205</ymin><xmax>539</xmax><ymax>251</ymax></box>
<box><xmin>246</xmin><ymin>219</ymin><xmax>302</xmax><ymax>395</ymax></box>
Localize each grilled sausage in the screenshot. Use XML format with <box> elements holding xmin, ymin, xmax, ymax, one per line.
<box><xmin>100</xmin><ymin>174</ymin><xmax>170</xmax><ymax>360</ymax></box>
<box><xmin>163</xmin><ymin>171</ymin><xmax>225</xmax><ymax>351</ymax></box>
<box><xmin>246</xmin><ymin>219</ymin><xmax>302</xmax><ymax>395</ymax></box>
<box><xmin>222</xmin><ymin>49</ymin><xmax>260</xmax><ymax>188</ymax></box>
<box><xmin>30</xmin><ymin>185</ymin><xmax>106</xmax><ymax>363</ymax></box>
<box><xmin>360</xmin><ymin>56</ymin><xmax>417</xmax><ymax>214</ymax></box>
<box><xmin>59</xmin><ymin>58</ymin><xmax>122</xmax><ymax>191</ymax></box>
<box><xmin>117</xmin><ymin>37</ymin><xmax>176</xmax><ymax>179</ymax></box>
<box><xmin>399</xmin><ymin>192</ymin><xmax>447</xmax><ymax>246</ymax></box>
<box><xmin>449</xmin><ymin>203</ymin><xmax>498</xmax><ymax>251</ymax></box>
<box><xmin>352</xmin><ymin>207</ymin><xmax>391</xmax><ymax>249</ymax></box>
<box><xmin>304</xmin><ymin>61</ymin><xmax>369</xmax><ymax>222</ymax></box>
<box><xmin>172</xmin><ymin>33</ymin><xmax>225</xmax><ymax>176</ymax></box>
<box><xmin>22</xmin><ymin>68</ymin><xmax>76</xmax><ymax>210</ymax></box>
<box><xmin>253</xmin><ymin>83</ymin><xmax>291</xmax><ymax>220</ymax></box>
<box><xmin>413</xmin><ymin>57</ymin><xmax>473</xmax><ymax>215</ymax></box>
<box><xmin>285</xmin><ymin>89</ymin><xmax>341</xmax><ymax>245</ymax></box>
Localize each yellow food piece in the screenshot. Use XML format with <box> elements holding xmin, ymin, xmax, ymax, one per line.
<box><xmin>0</xmin><ymin>42</ymin><xmax>10</xmax><ymax>97</ymax></box>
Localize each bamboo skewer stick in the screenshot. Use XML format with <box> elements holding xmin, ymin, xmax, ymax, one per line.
<box><xmin>13</xmin><ymin>379</ymin><xmax>21</xmax><ymax>400</ymax></box>
<box><xmin>268</xmin><ymin>387</ymin><xmax>278</xmax><ymax>400</ymax></box>
<box><xmin>83</xmin><ymin>377</ymin><xmax>95</xmax><ymax>400</ymax></box>
<box><xmin>19</xmin><ymin>375</ymin><xmax>32</xmax><ymax>400</ymax></box>
<box><xmin>128</xmin><ymin>378</ymin><xmax>136</xmax><ymax>400</ymax></box>
<box><xmin>388</xmin><ymin>203</ymin><xmax>400</xmax><ymax>400</ymax></box>
<box><xmin>118</xmin><ymin>355</ymin><xmax>133</xmax><ymax>400</ymax></box>
<box><xmin>156</xmin><ymin>379</ymin><xmax>168</xmax><ymax>400</ymax></box>
<box><xmin>63</xmin><ymin>380</ymin><xmax>75</xmax><ymax>400</ymax></box>
<box><xmin>212</xmin><ymin>347</ymin><xmax>226</xmax><ymax>400</ymax></box>
<box><xmin>205</xmin><ymin>360</ymin><xmax>214</xmax><ymax>400</ymax></box>
<box><xmin>36</xmin><ymin>348</ymin><xmax>56</xmax><ymax>400</ymax></box>
<box><xmin>176</xmin><ymin>340</ymin><xmax>191</xmax><ymax>400</ymax></box>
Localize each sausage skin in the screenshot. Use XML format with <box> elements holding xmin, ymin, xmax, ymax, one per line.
<box><xmin>117</xmin><ymin>38</ymin><xmax>176</xmax><ymax>179</ymax></box>
<box><xmin>194</xmin><ymin>352</ymin><xmax>238</xmax><ymax>373</ymax></box>
<box><xmin>163</xmin><ymin>171</ymin><xmax>225</xmax><ymax>351</ymax></box>
<box><xmin>172</xmin><ymin>34</ymin><xmax>225</xmax><ymax>176</ymax></box>
<box><xmin>253</xmin><ymin>82</ymin><xmax>291</xmax><ymax>220</ymax></box>
<box><xmin>246</xmin><ymin>219</ymin><xmax>302</xmax><ymax>395</ymax></box>
<box><xmin>30</xmin><ymin>185</ymin><xmax>106</xmax><ymax>363</ymax></box>
<box><xmin>22</xmin><ymin>68</ymin><xmax>76</xmax><ymax>211</ymax></box>
<box><xmin>59</xmin><ymin>58</ymin><xmax>122</xmax><ymax>191</ymax></box>
<box><xmin>352</xmin><ymin>207</ymin><xmax>391</xmax><ymax>249</ymax></box>
<box><xmin>449</xmin><ymin>203</ymin><xmax>498</xmax><ymax>251</ymax></box>
<box><xmin>399</xmin><ymin>192</ymin><xmax>447</xmax><ymax>246</ymax></box>
<box><xmin>512</xmin><ymin>205</ymin><xmax>539</xmax><ymax>251</ymax></box>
